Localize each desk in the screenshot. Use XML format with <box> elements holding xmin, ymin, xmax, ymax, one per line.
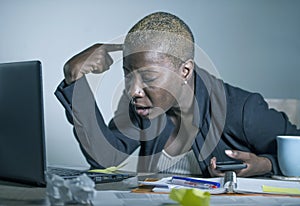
<box><xmin>1</xmin><ymin>175</ymin><xmax>300</xmax><ymax>206</ymax></box>
<box><xmin>0</xmin><ymin>174</ymin><xmax>153</xmax><ymax>206</ymax></box>
<box><xmin>0</xmin><ymin>179</ymin><xmax>133</xmax><ymax>206</ymax></box>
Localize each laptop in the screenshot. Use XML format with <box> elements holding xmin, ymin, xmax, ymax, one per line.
<box><xmin>0</xmin><ymin>60</ymin><xmax>132</xmax><ymax>186</ymax></box>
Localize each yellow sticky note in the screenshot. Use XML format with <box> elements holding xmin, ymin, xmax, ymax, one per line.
<box><xmin>88</xmin><ymin>166</ymin><xmax>119</xmax><ymax>174</ymax></box>
<box><xmin>169</xmin><ymin>188</ymin><xmax>210</xmax><ymax>206</ymax></box>
<box><xmin>262</xmin><ymin>185</ymin><xmax>300</xmax><ymax>195</ymax></box>
<box><xmin>88</xmin><ymin>163</ymin><xmax>126</xmax><ymax>174</ymax></box>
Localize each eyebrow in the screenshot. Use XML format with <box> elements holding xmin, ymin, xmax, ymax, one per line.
<box><xmin>138</xmin><ymin>69</ymin><xmax>160</xmax><ymax>74</ymax></box>
<box><xmin>122</xmin><ymin>66</ymin><xmax>160</xmax><ymax>73</ymax></box>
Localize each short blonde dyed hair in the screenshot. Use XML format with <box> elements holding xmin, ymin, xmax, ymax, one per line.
<box><xmin>124</xmin><ymin>12</ymin><xmax>195</xmax><ymax>66</ymax></box>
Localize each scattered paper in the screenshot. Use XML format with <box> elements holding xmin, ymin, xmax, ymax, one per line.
<box><xmin>93</xmin><ymin>190</ymin><xmax>175</xmax><ymax>206</ymax></box>
<box><xmin>140</xmin><ymin>176</ymin><xmax>300</xmax><ymax>196</ymax></box>
<box><xmin>92</xmin><ymin>190</ymin><xmax>300</xmax><ymax>206</ymax></box>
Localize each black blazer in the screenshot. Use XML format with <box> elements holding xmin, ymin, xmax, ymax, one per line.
<box><xmin>55</xmin><ymin>65</ymin><xmax>300</xmax><ymax>177</ymax></box>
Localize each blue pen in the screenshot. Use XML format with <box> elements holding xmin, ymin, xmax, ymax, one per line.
<box><xmin>170</xmin><ymin>176</ymin><xmax>220</xmax><ymax>189</ymax></box>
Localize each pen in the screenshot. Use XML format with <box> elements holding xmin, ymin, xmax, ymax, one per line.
<box><xmin>170</xmin><ymin>176</ymin><xmax>220</xmax><ymax>189</ymax></box>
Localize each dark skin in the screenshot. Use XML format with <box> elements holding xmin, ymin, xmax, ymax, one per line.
<box><xmin>63</xmin><ymin>43</ymin><xmax>272</xmax><ymax>177</ymax></box>
<box><xmin>63</xmin><ymin>43</ymin><xmax>123</xmax><ymax>85</ymax></box>
<box><xmin>123</xmin><ymin>51</ymin><xmax>194</xmax><ymax>119</ymax></box>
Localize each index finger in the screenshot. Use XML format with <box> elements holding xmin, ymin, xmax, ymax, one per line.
<box><xmin>102</xmin><ymin>44</ymin><xmax>123</xmax><ymax>52</ymax></box>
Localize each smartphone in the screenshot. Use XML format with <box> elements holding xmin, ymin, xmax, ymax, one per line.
<box><xmin>216</xmin><ymin>160</ymin><xmax>247</xmax><ymax>171</ymax></box>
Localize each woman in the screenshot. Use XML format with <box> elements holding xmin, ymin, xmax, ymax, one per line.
<box><xmin>55</xmin><ymin>12</ymin><xmax>300</xmax><ymax>177</ymax></box>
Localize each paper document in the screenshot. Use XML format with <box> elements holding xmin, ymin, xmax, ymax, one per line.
<box><xmin>92</xmin><ymin>190</ymin><xmax>175</xmax><ymax>206</ymax></box>
<box><xmin>92</xmin><ymin>190</ymin><xmax>300</xmax><ymax>206</ymax></box>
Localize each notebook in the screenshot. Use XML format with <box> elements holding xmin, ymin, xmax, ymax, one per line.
<box><xmin>0</xmin><ymin>60</ymin><xmax>133</xmax><ymax>186</ymax></box>
<box><xmin>139</xmin><ymin>171</ymin><xmax>300</xmax><ymax>195</ymax></box>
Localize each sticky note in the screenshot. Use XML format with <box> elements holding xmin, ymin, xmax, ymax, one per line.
<box><xmin>88</xmin><ymin>164</ymin><xmax>126</xmax><ymax>174</ymax></box>
<box><xmin>262</xmin><ymin>185</ymin><xmax>300</xmax><ymax>195</ymax></box>
<box><xmin>169</xmin><ymin>188</ymin><xmax>210</xmax><ymax>206</ymax></box>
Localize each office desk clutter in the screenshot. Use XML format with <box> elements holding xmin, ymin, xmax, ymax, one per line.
<box><xmin>1</xmin><ymin>170</ymin><xmax>300</xmax><ymax>206</ymax></box>
<box><xmin>138</xmin><ymin>171</ymin><xmax>300</xmax><ymax>196</ymax></box>
<box><xmin>91</xmin><ymin>172</ymin><xmax>300</xmax><ymax>206</ymax></box>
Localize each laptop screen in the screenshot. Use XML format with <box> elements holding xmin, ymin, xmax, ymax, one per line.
<box><xmin>0</xmin><ymin>60</ymin><xmax>46</xmax><ymax>186</ymax></box>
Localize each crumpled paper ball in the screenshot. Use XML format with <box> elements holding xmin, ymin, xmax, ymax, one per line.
<box><xmin>46</xmin><ymin>173</ymin><xmax>96</xmax><ymax>205</ymax></box>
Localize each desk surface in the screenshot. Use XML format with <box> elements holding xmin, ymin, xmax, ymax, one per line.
<box><xmin>0</xmin><ymin>179</ymin><xmax>133</xmax><ymax>206</ymax></box>
<box><xmin>0</xmin><ymin>174</ymin><xmax>159</xmax><ymax>206</ymax></box>
<box><xmin>1</xmin><ymin>175</ymin><xmax>300</xmax><ymax>206</ymax></box>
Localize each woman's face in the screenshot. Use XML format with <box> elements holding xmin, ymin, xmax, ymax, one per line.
<box><xmin>123</xmin><ymin>51</ymin><xmax>184</xmax><ymax>119</ymax></box>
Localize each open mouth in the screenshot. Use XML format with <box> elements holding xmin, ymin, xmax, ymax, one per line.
<box><xmin>135</xmin><ymin>106</ymin><xmax>152</xmax><ymax>117</ymax></box>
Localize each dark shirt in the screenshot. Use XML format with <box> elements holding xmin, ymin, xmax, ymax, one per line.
<box><xmin>55</xmin><ymin>66</ymin><xmax>300</xmax><ymax>177</ymax></box>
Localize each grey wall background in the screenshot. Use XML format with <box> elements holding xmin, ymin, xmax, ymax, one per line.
<box><xmin>1</xmin><ymin>0</ymin><xmax>299</xmax><ymax>169</ymax></box>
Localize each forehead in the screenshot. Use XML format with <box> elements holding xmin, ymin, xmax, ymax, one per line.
<box><xmin>123</xmin><ymin>51</ymin><xmax>175</xmax><ymax>71</ymax></box>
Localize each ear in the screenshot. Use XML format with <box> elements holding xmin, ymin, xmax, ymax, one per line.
<box><xmin>180</xmin><ymin>59</ymin><xmax>194</xmax><ymax>80</ymax></box>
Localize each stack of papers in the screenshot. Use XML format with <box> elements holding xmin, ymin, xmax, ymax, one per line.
<box><xmin>139</xmin><ymin>176</ymin><xmax>300</xmax><ymax>195</ymax></box>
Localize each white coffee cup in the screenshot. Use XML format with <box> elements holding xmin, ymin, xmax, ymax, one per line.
<box><xmin>277</xmin><ymin>135</ymin><xmax>300</xmax><ymax>177</ymax></box>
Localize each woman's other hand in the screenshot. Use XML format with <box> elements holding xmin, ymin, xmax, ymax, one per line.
<box><xmin>209</xmin><ymin>150</ymin><xmax>272</xmax><ymax>177</ymax></box>
<box><xmin>63</xmin><ymin>43</ymin><xmax>123</xmax><ymax>84</ymax></box>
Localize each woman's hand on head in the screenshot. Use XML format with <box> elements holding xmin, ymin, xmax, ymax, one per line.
<box><xmin>63</xmin><ymin>43</ymin><xmax>123</xmax><ymax>85</ymax></box>
<box><xmin>208</xmin><ymin>150</ymin><xmax>272</xmax><ymax>177</ymax></box>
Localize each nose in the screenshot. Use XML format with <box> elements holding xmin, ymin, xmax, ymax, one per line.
<box><xmin>127</xmin><ymin>77</ymin><xmax>145</xmax><ymax>99</ymax></box>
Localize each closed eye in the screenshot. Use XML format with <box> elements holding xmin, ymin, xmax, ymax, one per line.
<box><xmin>140</xmin><ymin>70</ymin><xmax>159</xmax><ymax>83</ymax></box>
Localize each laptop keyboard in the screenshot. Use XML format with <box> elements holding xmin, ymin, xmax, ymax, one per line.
<box><xmin>48</xmin><ymin>167</ymin><xmax>84</xmax><ymax>177</ymax></box>
<box><xmin>47</xmin><ymin>167</ymin><xmax>133</xmax><ymax>183</ymax></box>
